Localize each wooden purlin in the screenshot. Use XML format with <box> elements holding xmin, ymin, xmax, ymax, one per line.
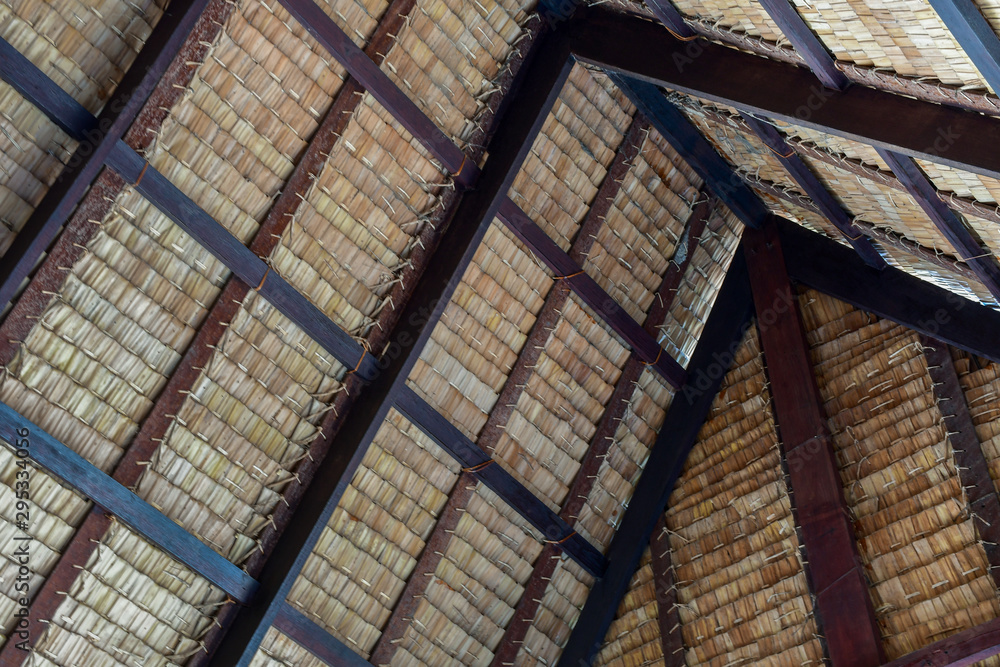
<box><xmin>881</xmin><ymin>615</ymin><xmax>1000</xmax><ymax>666</ymax></box>
<box><xmin>927</xmin><ymin>0</ymin><xmax>1000</xmax><ymax>100</ymax></box>
<box><xmin>744</xmin><ymin>217</ymin><xmax>884</xmax><ymax>666</ymax></box>
<box><xmin>650</xmin><ymin>516</ymin><xmax>685</xmax><ymax>666</ymax></box>
<box><xmin>569</xmin><ymin>6</ymin><xmax>1000</xmax><ymax>181</ymax></box>
<box><xmin>557</xmin><ymin>250</ymin><xmax>753</xmax><ymax>666</ymax></box>
<box><xmin>209</xmin><ymin>22</ymin><xmax>574</xmax><ymax>666</ymax></box>
<box><xmin>754</xmin><ymin>0</ymin><xmax>847</xmax><ymax>89</ymax></box>
<box><xmin>920</xmin><ymin>337</ymin><xmax>1000</xmax><ymax>586</ymax></box>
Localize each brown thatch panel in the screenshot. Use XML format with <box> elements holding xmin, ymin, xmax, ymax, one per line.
<box><xmin>250</xmin><ymin>627</ymin><xmax>329</xmax><ymax>666</ymax></box>
<box><xmin>389</xmin><ymin>485</ymin><xmax>545</xmax><ymax>665</ymax></box>
<box><xmin>379</xmin><ymin>0</ymin><xmax>536</xmax><ymax>147</ymax></box>
<box><xmin>493</xmin><ymin>295</ymin><xmax>629</xmax><ymax>510</ymax></box>
<box><xmin>662</xmin><ymin>325</ymin><xmax>824</xmax><ymax>666</ymax></box>
<box><xmin>657</xmin><ymin>206</ymin><xmax>743</xmax><ymax>369</ymax></box>
<box><xmin>509</xmin><ymin>64</ymin><xmax>635</xmax><ymax>251</ymax></box>
<box><xmin>28</xmin><ymin>521</ymin><xmax>229</xmax><ymax>666</ymax></box>
<box><xmin>408</xmin><ymin>221</ymin><xmax>554</xmax><ymax>438</ymax></box>
<box><xmin>283</xmin><ymin>408</ymin><xmax>461</xmax><ymax>659</ymax></box>
<box><xmin>583</xmin><ymin>127</ymin><xmax>702</xmax><ymax>324</ymax></box>
<box><xmin>953</xmin><ymin>348</ymin><xmax>1000</xmax><ymax>518</ymax></box>
<box><xmin>799</xmin><ymin>289</ymin><xmax>1000</xmax><ymax>659</ymax></box>
<box><xmin>594</xmin><ymin>548</ymin><xmax>665</xmax><ymax>667</ymax></box>
<box><xmin>669</xmin><ymin>0</ymin><xmax>785</xmax><ymax>42</ymax></box>
<box><xmin>513</xmin><ymin>557</ymin><xmax>595</xmax><ymax>665</ymax></box>
<box><xmin>574</xmin><ymin>368</ymin><xmax>675</xmax><ymax>552</ymax></box>
<box><xmin>792</xmin><ymin>0</ymin><xmax>989</xmax><ymax>91</ymax></box>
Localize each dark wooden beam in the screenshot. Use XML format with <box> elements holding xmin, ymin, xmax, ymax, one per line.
<box><xmin>209</xmin><ymin>30</ymin><xmax>574</xmax><ymax>666</ymax></box>
<box><xmin>0</xmin><ymin>1</ymin><xmax>213</xmax><ymax>314</ymax></box>
<box><xmin>569</xmin><ymin>7</ymin><xmax>1000</xmax><ymax>181</ymax></box>
<box><xmin>882</xmin><ymin>616</ymin><xmax>1000</xmax><ymax>667</ymax></box>
<box><xmin>650</xmin><ymin>516</ymin><xmax>686</xmax><ymax>666</ymax></box>
<box><xmin>755</xmin><ymin>0</ymin><xmax>848</xmax><ymax>89</ymax></box>
<box><xmin>875</xmin><ymin>149</ymin><xmax>1000</xmax><ymax>303</ymax></box>
<box><xmin>777</xmin><ymin>216</ymin><xmax>1000</xmax><ymax>365</ymax></box>
<box><xmin>742</xmin><ymin>115</ymin><xmax>886</xmax><ymax>269</ymax></box>
<box><xmin>642</xmin><ymin>0</ymin><xmax>697</xmax><ymax>39</ymax></box>
<box><xmin>275</xmin><ymin>0</ymin><xmax>486</xmax><ymax>186</ymax></box>
<box><xmin>497</xmin><ymin>197</ymin><xmax>686</xmax><ymax>386</ymax></box>
<box><xmin>744</xmin><ymin>218</ymin><xmax>884</xmax><ymax>667</ymax></box>
<box><xmin>559</xmin><ymin>250</ymin><xmax>753</xmax><ymax>666</ymax></box>
<box><xmin>0</xmin><ymin>401</ymin><xmax>257</xmax><ymax>602</ymax></box>
<box><xmin>609</xmin><ymin>74</ymin><xmax>771</xmax><ymax>228</ymax></box>
<box><xmin>394</xmin><ymin>386</ymin><xmax>605</xmax><ymax>575</ymax></box>
<box><xmin>920</xmin><ymin>336</ymin><xmax>1000</xmax><ymax>584</ymax></box>
<box><xmin>927</xmin><ymin>0</ymin><xmax>1000</xmax><ymax>100</ymax></box>
<box><xmin>272</xmin><ymin>604</ymin><xmax>371</xmax><ymax>666</ymax></box>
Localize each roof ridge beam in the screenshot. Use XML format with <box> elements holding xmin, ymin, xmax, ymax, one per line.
<box><xmin>744</xmin><ymin>217</ymin><xmax>884</xmax><ymax>666</ymax></box>
<box><xmin>559</xmin><ymin>248</ymin><xmax>753</xmax><ymax>666</ymax></box>
<box><xmin>567</xmin><ymin>7</ymin><xmax>1000</xmax><ymax>181</ymax></box>
<box><xmin>875</xmin><ymin>149</ymin><xmax>1000</xmax><ymax>303</ymax></box>
<box><xmin>742</xmin><ymin>115</ymin><xmax>885</xmax><ymax>267</ymax></box>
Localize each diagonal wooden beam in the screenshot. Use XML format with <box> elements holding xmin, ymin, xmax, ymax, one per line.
<box><xmin>920</xmin><ymin>337</ymin><xmax>1000</xmax><ymax>584</ymax></box>
<box><xmin>568</xmin><ymin>6</ymin><xmax>1000</xmax><ymax>181</ymax></box>
<box><xmin>778</xmin><ymin>216</ymin><xmax>1000</xmax><ymax>365</ymax></box>
<box><xmin>641</xmin><ymin>0</ymin><xmax>697</xmax><ymax>39</ymax></box>
<box><xmin>0</xmin><ymin>402</ymin><xmax>257</xmax><ymax>602</ymax></box>
<box><xmin>744</xmin><ymin>216</ymin><xmax>884</xmax><ymax>667</ymax></box>
<box><xmin>927</xmin><ymin>0</ymin><xmax>1000</xmax><ymax>99</ymax></box>
<box><xmin>755</xmin><ymin>0</ymin><xmax>848</xmax><ymax>90</ymax></box>
<box><xmin>209</xmin><ymin>28</ymin><xmax>575</xmax><ymax>666</ymax></box>
<box><xmin>882</xmin><ymin>616</ymin><xmax>1000</xmax><ymax>666</ymax></box>
<box><xmin>559</xmin><ymin>250</ymin><xmax>753</xmax><ymax>666</ymax></box>
<box><xmin>650</xmin><ymin>515</ymin><xmax>685</xmax><ymax>666</ymax></box>
<box><xmin>875</xmin><ymin>149</ymin><xmax>1000</xmax><ymax>303</ymax></box>
<box><xmin>742</xmin><ymin>115</ymin><xmax>886</xmax><ymax>268</ymax></box>
<box><xmin>272</xmin><ymin>604</ymin><xmax>374</xmax><ymax>666</ymax></box>
<box><xmin>496</xmin><ymin>197</ymin><xmax>686</xmax><ymax>386</ymax></box>
<box><xmin>275</xmin><ymin>0</ymin><xmax>482</xmax><ymax>185</ymax></box>
<box><xmin>609</xmin><ymin>74</ymin><xmax>770</xmax><ymax>228</ymax></box>
<box><xmin>0</xmin><ymin>0</ymin><xmax>215</xmax><ymax>314</ymax></box>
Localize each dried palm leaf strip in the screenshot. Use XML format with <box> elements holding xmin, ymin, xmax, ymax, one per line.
<box><xmin>1</xmin><ymin>0</ymin><xmax>429</xmax><ymax>661</ymax></box>
<box><xmin>489</xmin><ymin>196</ymin><xmax>713</xmax><ymax>667</ymax></box>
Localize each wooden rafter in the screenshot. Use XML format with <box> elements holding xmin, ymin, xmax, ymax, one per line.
<box><xmin>0</xmin><ymin>402</ymin><xmax>258</xmax><ymax>602</ymax></box>
<box><xmin>741</xmin><ymin>115</ymin><xmax>886</xmax><ymax>268</ymax></box>
<box><xmin>0</xmin><ymin>0</ymin><xmax>215</xmax><ymax>314</ymax></box>
<box><xmin>927</xmin><ymin>0</ymin><xmax>1000</xmax><ymax>99</ymax></box>
<box><xmin>650</xmin><ymin>516</ymin><xmax>686</xmax><ymax>666</ymax></box>
<box><xmin>755</xmin><ymin>0</ymin><xmax>848</xmax><ymax>89</ymax></box>
<box><xmin>209</xmin><ymin>27</ymin><xmax>574</xmax><ymax>666</ymax></box>
<box><xmin>744</xmin><ymin>218</ymin><xmax>884</xmax><ymax>666</ymax></box>
<box><xmin>778</xmin><ymin>217</ymin><xmax>1000</xmax><ymax>364</ymax></box>
<box><xmin>569</xmin><ymin>6</ymin><xmax>1000</xmax><ymax>181</ymax></box>
<box><xmin>882</xmin><ymin>616</ymin><xmax>1000</xmax><ymax>666</ymax></box>
<box><xmin>875</xmin><ymin>149</ymin><xmax>1000</xmax><ymax>303</ymax></box>
<box><xmin>559</xmin><ymin>251</ymin><xmax>753</xmax><ymax>666</ymax></box>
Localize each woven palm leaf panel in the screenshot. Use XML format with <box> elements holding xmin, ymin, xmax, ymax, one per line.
<box><xmin>510</xmin><ymin>205</ymin><xmax>743</xmax><ymax>666</ymax></box>
<box><xmin>953</xmin><ymin>348</ymin><xmax>1000</xmax><ymax>496</ymax></box>
<box><xmin>596</xmin><ymin>325</ymin><xmax>823</xmax><ymax>667</ymax></box>
<box><xmin>0</xmin><ymin>0</ymin><xmax>420</xmax><ymax>660</ymax></box>
<box><xmin>670</xmin><ymin>0</ymin><xmax>785</xmax><ymax>42</ymax></box>
<box><xmin>799</xmin><ymin>288</ymin><xmax>1000</xmax><ymax>659</ymax></box>
<box><xmin>593</xmin><ymin>548</ymin><xmax>663</xmax><ymax>667</ymax></box>
<box><xmin>0</xmin><ymin>0</ymin><xmax>166</xmax><ymax>259</ymax></box>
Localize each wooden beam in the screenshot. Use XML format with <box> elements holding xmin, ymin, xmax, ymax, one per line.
<box><xmin>559</xmin><ymin>250</ymin><xmax>753</xmax><ymax>666</ymax></box>
<box><xmin>777</xmin><ymin>216</ymin><xmax>1000</xmax><ymax>365</ymax></box>
<box><xmin>496</xmin><ymin>197</ymin><xmax>686</xmax><ymax>386</ymax></box>
<box><xmin>650</xmin><ymin>516</ymin><xmax>685</xmax><ymax>666</ymax></box>
<box><xmin>0</xmin><ymin>0</ymin><xmax>213</xmax><ymax>313</ymax></box>
<box><xmin>609</xmin><ymin>74</ymin><xmax>771</xmax><ymax>228</ymax></box>
<box><xmin>927</xmin><ymin>0</ymin><xmax>1000</xmax><ymax>100</ymax></box>
<box><xmin>394</xmin><ymin>386</ymin><xmax>606</xmax><ymax>575</ymax></box>
<box><xmin>642</xmin><ymin>0</ymin><xmax>697</xmax><ymax>39</ymax></box>
<box><xmin>0</xmin><ymin>401</ymin><xmax>257</xmax><ymax>602</ymax></box>
<box><xmin>882</xmin><ymin>616</ymin><xmax>1000</xmax><ymax>667</ymax></box>
<box><xmin>742</xmin><ymin>115</ymin><xmax>886</xmax><ymax>269</ymax></box>
<box><xmin>755</xmin><ymin>0</ymin><xmax>848</xmax><ymax>89</ymax></box>
<box><xmin>275</xmin><ymin>0</ymin><xmax>484</xmax><ymax>186</ymax></box>
<box><xmin>209</xmin><ymin>31</ymin><xmax>574</xmax><ymax>666</ymax></box>
<box><xmin>744</xmin><ymin>218</ymin><xmax>884</xmax><ymax>666</ymax></box>
<box><xmin>875</xmin><ymin>149</ymin><xmax>1000</xmax><ymax>303</ymax></box>
<box><xmin>272</xmin><ymin>604</ymin><xmax>371</xmax><ymax>666</ymax></box>
<box><xmin>568</xmin><ymin>7</ymin><xmax>1000</xmax><ymax>181</ymax></box>
<box><xmin>920</xmin><ymin>336</ymin><xmax>1000</xmax><ymax>583</ymax></box>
